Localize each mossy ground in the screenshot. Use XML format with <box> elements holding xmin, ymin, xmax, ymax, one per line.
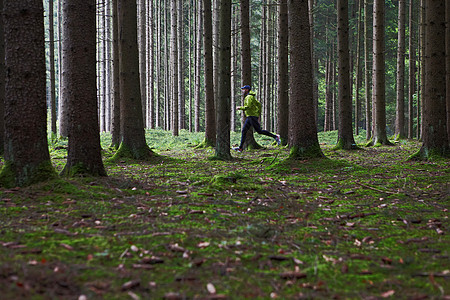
<box><xmin>0</xmin><ymin>130</ymin><xmax>448</xmax><ymax>299</ymax></box>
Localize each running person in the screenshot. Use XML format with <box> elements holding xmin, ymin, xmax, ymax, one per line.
<box><xmin>233</xmin><ymin>85</ymin><xmax>280</xmax><ymax>152</ymax></box>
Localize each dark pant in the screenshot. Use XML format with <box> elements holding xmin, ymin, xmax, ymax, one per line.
<box><xmin>239</xmin><ymin>116</ymin><xmax>276</xmax><ymax>148</ymax></box>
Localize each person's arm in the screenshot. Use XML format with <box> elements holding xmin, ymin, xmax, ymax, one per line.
<box><xmin>237</xmin><ymin>95</ymin><xmax>250</xmax><ymax>111</ymax></box>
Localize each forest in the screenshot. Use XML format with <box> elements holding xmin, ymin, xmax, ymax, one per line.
<box><xmin>0</xmin><ymin>0</ymin><xmax>449</xmax><ymax>299</ymax></box>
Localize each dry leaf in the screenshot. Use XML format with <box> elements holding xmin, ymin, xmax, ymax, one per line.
<box><xmin>380</xmin><ymin>290</ymin><xmax>395</xmax><ymax>298</ymax></box>
<box><xmin>121</xmin><ymin>280</ymin><xmax>140</xmax><ymax>291</ymax></box>
<box><xmin>197</xmin><ymin>242</ymin><xmax>210</xmax><ymax>248</ymax></box>
<box><xmin>207</xmin><ymin>283</ymin><xmax>216</xmax><ymax>294</ymax></box>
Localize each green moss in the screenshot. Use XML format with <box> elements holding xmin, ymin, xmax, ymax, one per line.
<box><xmin>194</xmin><ymin>138</ymin><xmax>215</xmax><ymax>149</ymax></box>
<box><xmin>409</xmin><ymin>146</ymin><xmax>450</xmax><ymax>161</ymax></box>
<box><xmin>110</xmin><ymin>142</ymin><xmax>155</xmax><ymax>161</ymax></box>
<box><xmin>60</xmin><ymin>161</ymin><xmax>107</xmax><ymax>177</ymax></box>
<box><xmin>0</xmin><ymin>159</ymin><xmax>56</xmax><ymax>188</ymax></box>
<box><xmin>288</xmin><ymin>144</ymin><xmax>324</xmax><ymax>160</ymax></box>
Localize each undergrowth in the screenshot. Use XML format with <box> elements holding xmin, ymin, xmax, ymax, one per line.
<box><xmin>0</xmin><ymin>130</ymin><xmax>448</xmax><ymax>299</ymax></box>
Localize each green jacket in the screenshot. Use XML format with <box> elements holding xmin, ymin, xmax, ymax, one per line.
<box><xmin>238</xmin><ymin>91</ymin><xmax>261</xmax><ymax>117</ymax></box>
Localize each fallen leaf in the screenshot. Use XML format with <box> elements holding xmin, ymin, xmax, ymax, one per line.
<box><xmin>380</xmin><ymin>290</ymin><xmax>395</xmax><ymax>298</ymax></box>
<box><xmin>128</xmin><ymin>291</ymin><xmax>140</xmax><ymax>300</ymax></box>
<box><xmin>197</xmin><ymin>242</ymin><xmax>210</xmax><ymax>248</ymax></box>
<box><xmin>121</xmin><ymin>280</ymin><xmax>140</xmax><ymax>291</ymax></box>
<box><xmin>207</xmin><ymin>283</ymin><xmax>216</xmax><ymax>294</ymax></box>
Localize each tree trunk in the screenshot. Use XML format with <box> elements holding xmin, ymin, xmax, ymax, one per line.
<box><xmin>0</xmin><ymin>0</ymin><xmax>5</xmax><ymax>155</ymax></box>
<box><xmin>354</xmin><ymin>0</ymin><xmax>363</xmax><ymax>136</ymax></box>
<box><xmin>369</xmin><ymin>0</ymin><xmax>392</xmax><ymax>146</ymax></box>
<box><xmin>114</xmin><ymin>0</ymin><xmax>153</xmax><ymax>160</ymax></box>
<box><xmin>413</xmin><ymin>0</ymin><xmax>449</xmax><ymax>158</ymax></box>
<box><xmin>110</xmin><ymin>0</ymin><xmax>121</xmax><ymax>149</ymax></box>
<box><xmin>215</xmin><ymin>0</ymin><xmax>232</xmax><ymax>160</ymax></box>
<box><xmin>288</xmin><ymin>0</ymin><xmax>323</xmax><ymax>159</ymax></box>
<box><xmin>446</xmin><ymin>0</ymin><xmax>450</xmax><ymax>143</ymax></box>
<box><xmin>58</xmin><ymin>0</ymin><xmax>68</xmax><ymax>138</ymax></box>
<box><xmin>408</xmin><ymin>0</ymin><xmax>416</xmax><ymax>139</ymax></box>
<box><xmin>201</xmin><ymin>0</ymin><xmax>216</xmax><ymax>147</ymax></box>
<box><xmin>1</xmin><ymin>0</ymin><xmax>56</xmax><ymax>187</ymax></box>
<box><xmin>49</xmin><ymin>0</ymin><xmax>57</xmax><ymax>135</ymax></box>
<box><xmin>264</xmin><ymin>2</ymin><xmax>272</xmax><ymax>130</ymax></box>
<box><xmin>395</xmin><ymin>0</ymin><xmax>406</xmax><ymax>140</ymax></box>
<box><xmin>171</xmin><ymin>0</ymin><xmax>179</xmax><ymax>136</ymax></box>
<box><xmin>138</xmin><ymin>0</ymin><xmax>147</xmax><ymax>127</ymax></box>
<box><xmin>336</xmin><ymin>0</ymin><xmax>357</xmax><ymax>150</ymax></box>
<box><xmin>194</xmin><ymin>0</ymin><xmax>202</xmax><ymax>132</ymax></box>
<box><xmin>364</xmin><ymin>0</ymin><xmax>372</xmax><ymax>140</ymax></box>
<box><xmin>178</xmin><ymin>0</ymin><xmax>185</xmax><ymax>131</ymax></box>
<box><xmin>277</xmin><ymin>0</ymin><xmax>288</xmax><ymax>145</ymax></box>
<box><xmin>61</xmin><ymin>0</ymin><xmax>106</xmax><ymax>177</ymax></box>
<box><xmin>241</xmin><ymin>0</ymin><xmax>261</xmax><ymax>150</ymax></box>
<box><xmin>148</xmin><ymin>0</ymin><xmax>155</xmax><ymax>129</ymax></box>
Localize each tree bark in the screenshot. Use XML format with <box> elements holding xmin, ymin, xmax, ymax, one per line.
<box><xmin>49</xmin><ymin>0</ymin><xmax>57</xmax><ymax>135</ymax></box>
<box><xmin>336</xmin><ymin>0</ymin><xmax>357</xmax><ymax>149</ymax></box>
<box><xmin>446</xmin><ymin>0</ymin><xmax>450</xmax><ymax>143</ymax></box>
<box><xmin>288</xmin><ymin>0</ymin><xmax>324</xmax><ymax>159</ymax></box>
<box><xmin>215</xmin><ymin>0</ymin><xmax>232</xmax><ymax>160</ymax></box>
<box><xmin>0</xmin><ymin>0</ymin><xmax>4</xmax><ymax>155</ymax></box>
<box><xmin>395</xmin><ymin>0</ymin><xmax>406</xmax><ymax>140</ymax></box>
<box><xmin>240</xmin><ymin>0</ymin><xmax>261</xmax><ymax>150</ymax></box>
<box><xmin>1</xmin><ymin>0</ymin><xmax>56</xmax><ymax>186</ymax></box>
<box><xmin>111</xmin><ymin>0</ymin><xmax>121</xmax><ymax>149</ymax></box>
<box><xmin>364</xmin><ymin>0</ymin><xmax>372</xmax><ymax>140</ymax></box>
<box><xmin>61</xmin><ymin>0</ymin><xmax>106</xmax><ymax>177</ymax></box>
<box><xmin>138</xmin><ymin>0</ymin><xmax>147</xmax><ymax>127</ymax></box>
<box><xmin>413</xmin><ymin>0</ymin><xmax>449</xmax><ymax>158</ymax></box>
<box><xmin>194</xmin><ymin>0</ymin><xmax>202</xmax><ymax>132</ymax></box>
<box><xmin>178</xmin><ymin>0</ymin><xmax>185</xmax><ymax>131</ymax></box>
<box><xmin>408</xmin><ymin>0</ymin><xmax>416</xmax><ymax>139</ymax></box>
<box><xmin>114</xmin><ymin>0</ymin><xmax>153</xmax><ymax>160</ymax></box>
<box><xmin>369</xmin><ymin>0</ymin><xmax>392</xmax><ymax>146</ymax></box>
<box><xmin>277</xmin><ymin>0</ymin><xmax>289</xmax><ymax>145</ymax></box>
<box><xmin>201</xmin><ymin>0</ymin><xmax>216</xmax><ymax>147</ymax></box>
<box><xmin>171</xmin><ymin>0</ymin><xmax>179</xmax><ymax>136</ymax></box>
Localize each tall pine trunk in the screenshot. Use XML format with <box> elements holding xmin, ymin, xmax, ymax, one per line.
<box><xmin>240</xmin><ymin>0</ymin><xmax>261</xmax><ymax>150</ymax></box>
<box><xmin>288</xmin><ymin>0</ymin><xmax>323</xmax><ymax>159</ymax></box>
<box><xmin>171</xmin><ymin>0</ymin><xmax>179</xmax><ymax>136</ymax></box>
<box><xmin>336</xmin><ymin>0</ymin><xmax>357</xmax><ymax>149</ymax></box>
<box><xmin>61</xmin><ymin>0</ymin><xmax>106</xmax><ymax>177</ymax></box>
<box><xmin>364</xmin><ymin>0</ymin><xmax>372</xmax><ymax>140</ymax></box>
<box><xmin>412</xmin><ymin>0</ymin><xmax>449</xmax><ymax>159</ymax></box>
<box><xmin>114</xmin><ymin>0</ymin><xmax>153</xmax><ymax>160</ymax></box>
<box><xmin>369</xmin><ymin>0</ymin><xmax>392</xmax><ymax>146</ymax></box>
<box><xmin>277</xmin><ymin>0</ymin><xmax>288</xmax><ymax>145</ymax></box>
<box><xmin>395</xmin><ymin>0</ymin><xmax>406</xmax><ymax>140</ymax></box>
<box><xmin>215</xmin><ymin>0</ymin><xmax>232</xmax><ymax>160</ymax></box>
<box><xmin>201</xmin><ymin>0</ymin><xmax>216</xmax><ymax>147</ymax></box>
<box><xmin>408</xmin><ymin>0</ymin><xmax>416</xmax><ymax>139</ymax></box>
<box><xmin>1</xmin><ymin>0</ymin><xmax>56</xmax><ymax>187</ymax></box>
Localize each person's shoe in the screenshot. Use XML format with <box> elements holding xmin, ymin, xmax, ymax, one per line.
<box><xmin>275</xmin><ymin>135</ymin><xmax>281</xmax><ymax>146</ymax></box>
<box><xmin>233</xmin><ymin>147</ymin><xmax>243</xmax><ymax>153</ymax></box>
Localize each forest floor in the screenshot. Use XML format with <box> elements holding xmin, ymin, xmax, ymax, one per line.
<box><xmin>0</xmin><ymin>130</ymin><xmax>448</xmax><ymax>299</ymax></box>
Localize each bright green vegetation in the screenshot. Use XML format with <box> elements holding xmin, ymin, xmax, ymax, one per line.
<box><xmin>0</xmin><ymin>130</ymin><xmax>448</xmax><ymax>299</ymax></box>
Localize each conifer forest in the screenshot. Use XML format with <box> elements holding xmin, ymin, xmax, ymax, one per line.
<box><xmin>0</xmin><ymin>0</ymin><xmax>448</xmax><ymax>299</ymax></box>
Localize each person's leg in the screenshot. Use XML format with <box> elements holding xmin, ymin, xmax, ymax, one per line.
<box><xmin>250</xmin><ymin>116</ymin><xmax>277</xmax><ymax>139</ymax></box>
<box><xmin>239</xmin><ymin>117</ymin><xmax>253</xmax><ymax>149</ymax></box>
